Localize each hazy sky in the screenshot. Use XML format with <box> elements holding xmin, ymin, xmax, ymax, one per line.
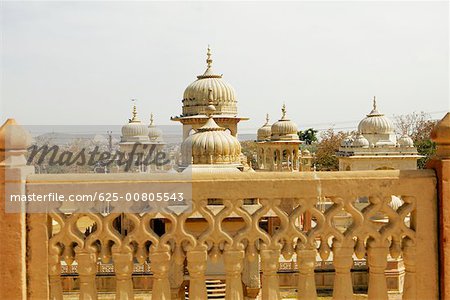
<box><xmin>1</xmin><ymin>1</ymin><xmax>449</xmax><ymax>133</ymax></box>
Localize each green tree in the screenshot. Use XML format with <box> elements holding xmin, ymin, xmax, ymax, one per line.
<box><xmin>298</xmin><ymin>128</ymin><xmax>318</xmax><ymax>145</ymax></box>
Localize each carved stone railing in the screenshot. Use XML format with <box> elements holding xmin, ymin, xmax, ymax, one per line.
<box><xmin>24</xmin><ymin>170</ymin><xmax>438</xmax><ymax>300</ymax></box>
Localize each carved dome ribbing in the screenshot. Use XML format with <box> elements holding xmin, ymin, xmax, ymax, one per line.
<box><xmin>257</xmin><ymin>114</ymin><xmax>271</xmax><ymax>141</ymax></box>
<box><xmin>121</xmin><ymin>104</ymin><xmax>150</xmax><ymax>142</ymax></box>
<box><xmin>358</xmin><ymin>98</ymin><xmax>394</xmax><ymax>135</ymax></box>
<box><xmin>352</xmin><ymin>133</ymin><xmax>370</xmax><ymax>148</ymax></box>
<box><xmin>147</xmin><ymin>113</ymin><xmax>164</xmax><ymax>143</ymax></box>
<box><xmin>271</xmin><ymin>105</ymin><xmax>299</xmax><ymax>141</ymax></box>
<box><xmin>182</xmin><ymin>47</ymin><xmax>237</xmax><ymax>117</ymax></box>
<box><xmin>181</xmin><ymin>102</ymin><xmax>241</xmax><ymax>165</ymax></box>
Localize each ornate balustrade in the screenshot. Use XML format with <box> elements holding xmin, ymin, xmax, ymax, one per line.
<box><xmin>23</xmin><ymin>170</ymin><xmax>438</xmax><ymax>300</ymax></box>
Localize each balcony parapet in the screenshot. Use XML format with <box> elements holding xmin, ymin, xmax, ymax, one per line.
<box><xmin>23</xmin><ymin>170</ymin><xmax>439</xmax><ymax>300</ymax></box>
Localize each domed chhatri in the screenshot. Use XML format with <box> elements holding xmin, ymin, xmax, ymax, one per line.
<box><xmin>358</xmin><ymin>96</ymin><xmax>395</xmax><ymax>135</ymax></box>
<box><xmin>148</xmin><ymin>113</ymin><xmax>164</xmax><ymax>143</ymax></box>
<box><xmin>181</xmin><ymin>91</ymin><xmax>241</xmax><ymax>166</ymax></box>
<box><xmin>271</xmin><ymin>104</ymin><xmax>300</xmax><ymax>141</ymax></box>
<box><xmin>336</xmin><ymin>97</ymin><xmax>421</xmax><ymax>171</ymax></box>
<box><xmin>182</xmin><ymin>46</ymin><xmax>237</xmax><ymax>117</ymax></box>
<box><xmin>254</xmin><ymin>104</ymin><xmax>311</xmax><ymax>172</ymax></box>
<box><xmin>121</xmin><ymin>102</ymin><xmax>150</xmax><ymax>143</ymax></box>
<box><xmin>257</xmin><ymin>114</ymin><xmax>272</xmax><ymax>142</ymax></box>
<box><xmin>172</xmin><ymin>46</ymin><xmax>248</xmax><ymax>141</ymax></box>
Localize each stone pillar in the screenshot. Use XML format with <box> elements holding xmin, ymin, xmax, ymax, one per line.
<box><xmin>260</xmin><ymin>248</ymin><xmax>281</xmax><ymax>300</ymax></box>
<box><xmin>0</xmin><ymin>119</ymin><xmax>35</xmax><ymax>299</ymax></box>
<box><xmin>223</xmin><ymin>249</ymin><xmax>245</xmax><ymax>300</ymax></box>
<box><xmin>187</xmin><ymin>246</ymin><xmax>208</xmax><ymax>300</ymax></box>
<box><xmin>427</xmin><ymin>112</ymin><xmax>450</xmax><ymax>299</ymax></box>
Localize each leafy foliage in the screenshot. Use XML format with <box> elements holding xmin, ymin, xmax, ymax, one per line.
<box><xmin>298</xmin><ymin>128</ymin><xmax>318</xmax><ymax>145</ymax></box>
<box><xmin>240</xmin><ymin>140</ymin><xmax>258</xmax><ymax>168</ymax></box>
<box><xmin>314</xmin><ymin>128</ymin><xmax>349</xmax><ymax>171</ymax></box>
<box><xmin>394</xmin><ymin>112</ymin><xmax>437</xmax><ymax>169</ymax></box>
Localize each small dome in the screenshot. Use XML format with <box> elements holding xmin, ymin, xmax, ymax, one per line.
<box><xmin>257</xmin><ymin>114</ymin><xmax>271</xmax><ymax>141</ymax></box>
<box><xmin>398</xmin><ymin>134</ymin><xmax>414</xmax><ymax>147</ymax></box>
<box><xmin>181</xmin><ymin>103</ymin><xmax>241</xmax><ymax>165</ymax></box>
<box><xmin>302</xmin><ymin>149</ymin><xmax>311</xmax><ymax>156</ymax></box>
<box><xmin>271</xmin><ymin>104</ymin><xmax>299</xmax><ymax>141</ymax></box>
<box><xmin>357</xmin><ymin>97</ymin><xmax>394</xmax><ymax>135</ymax></box>
<box><xmin>352</xmin><ymin>133</ymin><xmax>370</xmax><ymax>148</ymax></box>
<box><xmin>182</xmin><ymin>47</ymin><xmax>237</xmax><ymax>117</ymax></box>
<box><xmin>121</xmin><ymin>104</ymin><xmax>150</xmax><ymax>142</ymax></box>
<box><xmin>341</xmin><ymin>135</ymin><xmax>354</xmax><ymax>147</ymax></box>
<box><xmin>148</xmin><ymin>113</ymin><xmax>164</xmax><ymax>143</ymax></box>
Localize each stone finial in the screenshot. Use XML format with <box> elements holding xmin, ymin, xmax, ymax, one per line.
<box><xmin>0</xmin><ymin>119</ymin><xmax>32</xmax><ymax>166</ymax></box>
<box><xmin>130</xmin><ymin>99</ymin><xmax>140</xmax><ymax>123</ymax></box>
<box><xmin>431</xmin><ymin>112</ymin><xmax>450</xmax><ymax>158</ymax></box>
<box><xmin>206</xmin><ymin>45</ymin><xmax>212</xmax><ymax>68</ymax></box>
<box><xmin>150</xmin><ymin>113</ymin><xmax>154</xmax><ymax>126</ymax></box>
<box><xmin>281</xmin><ymin>103</ymin><xmax>287</xmax><ymax>119</ymax></box>
<box><xmin>372</xmin><ymin>96</ymin><xmax>377</xmax><ymax>111</ymax></box>
<box><xmin>265</xmin><ymin>113</ymin><xmax>270</xmax><ymax>124</ymax></box>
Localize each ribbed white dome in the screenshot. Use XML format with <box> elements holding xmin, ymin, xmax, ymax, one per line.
<box><xmin>352</xmin><ymin>133</ymin><xmax>370</xmax><ymax>148</ymax></box>
<box><xmin>271</xmin><ymin>104</ymin><xmax>299</xmax><ymax>141</ymax></box>
<box><xmin>181</xmin><ymin>117</ymin><xmax>241</xmax><ymax>165</ymax></box>
<box><xmin>148</xmin><ymin>114</ymin><xmax>164</xmax><ymax>143</ymax></box>
<box><xmin>121</xmin><ymin>105</ymin><xmax>150</xmax><ymax>142</ymax></box>
<box><xmin>182</xmin><ymin>48</ymin><xmax>237</xmax><ymax>116</ymax></box>
<box><xmin>398</xmin><ymin>134</ymin><xmax>414</xmax><ymax>147</ymax></box>
<box><xmin>358</xmin><ymin>99</ymin><xmax>394</xmax><ymax>135</ymax></box>
<box><xmin>257</xmin><ymin>114</ymin><xmax>271</xmax><ymax>141</ymax></box>
<box><xmin>121</xmin><ymin>123</ymin><xmax>149</xmax><ymax>139</ymax></box>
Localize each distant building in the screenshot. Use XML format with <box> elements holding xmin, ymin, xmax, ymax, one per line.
<box><xmin>119</xmin><ymin>104</ymin><xmax>166</xmax><ymax>172</ymax></box>
<box><xmin>336</xmin><ymin>97</ymin><xmax>421</xmax><ymax>171</ymax></box>
<box><xmin>171</xmin><ymin>46</ymin><xmax>248</xmax><ymax>140</ymax></box>
<box><xmin>255</xmin><ymin>106</ymin><xmax>312</xmax><ymax>171</ymax></box>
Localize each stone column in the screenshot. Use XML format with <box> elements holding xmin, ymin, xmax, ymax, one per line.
<box><xmin>223</xmin><ymin>249</ymin><xmax>245</xmax><ymax>300</ymax></box>
<box><xmin>260</xmin><ymin>248</ymin><xmax>281</xmax><ymax>300</ymax></box>
<box><xmin>187</xmin><ymin>246</ymin><xmax>208</xmax><ymax>300</ymax></box>
<box><xmin>0</xmin><ymin>119</ymin><xmax>36</xmax><ymax>300</ymax></box>
<box><xmin>113</xmin><ymin>248</ymin><xmax>134</xmax><ymax>300</ymax></box>
<box><xmin>427</xmin><ymin>112</ymin><xmax>450</xmax><ymax>299</ymax></box>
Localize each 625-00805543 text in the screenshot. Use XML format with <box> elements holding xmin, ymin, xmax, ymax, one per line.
<box><xmin>9</xmin><ymin>192</ymin><xmax>185</xmax><ymax>202</ymax></box>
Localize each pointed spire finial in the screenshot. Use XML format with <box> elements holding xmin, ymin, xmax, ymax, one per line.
<box><xmin>281</xmin><ymin>103</ymin><xmax>287</xmax><ymax>119</ymax></box>
<box><xmin>206</xmin><ymin>45</ymin><xmax>212</xmax><ymax>68</ymax></box>
<box><xmin>373</xmin><ymin>96</ymin><xmax>377</xmax><ymax>110</ymax></box>
<box><xmin>130</xmin><ymin>99</ymin><xmax>140</xmax><ymax>122</ymax></box>
<box><xmin>150</xmin><ymin>113</ymin><xmax>154</xmax><ymax>125</ymax></box>
<box><xmin>265</xmin><ymin>113</ymin><xmax>270</xmax><ymax>124</ymax></box>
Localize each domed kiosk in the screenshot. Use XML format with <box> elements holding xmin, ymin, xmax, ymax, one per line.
<box><xmin>254</xmin><ymin>104</ymin><xmax>311</xmax><ymax>171</ymax></box>
<box><xmin>180</xmin><ymin>90</ymin><xmax>242</xmax><ymax>173</ymax></box>
<box><xmin>171</xmin><ymin>47</ymin><xmax>248</xmax><ymax>141</ymax></box>
<box><xmin>336</xmin><ymin>97</ymin><xmax>421</xmax><ymax>171</ymax></box>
